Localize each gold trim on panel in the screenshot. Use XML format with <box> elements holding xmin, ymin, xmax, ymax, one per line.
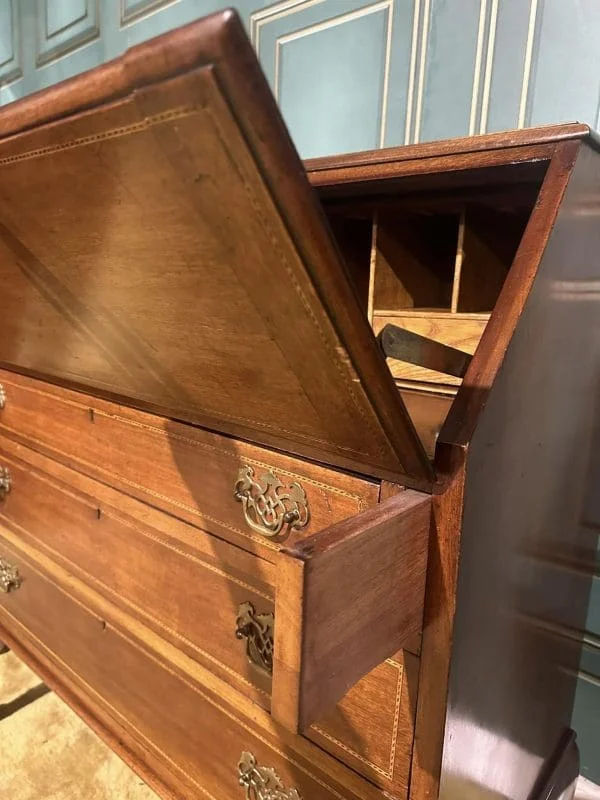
<box><xmin>45</xmin><ymin>3</ymin><xmax>88</xmax><ymax>40</ymax></box>
<box><xmin>379</xmin><ymin>0</ymin><xmax>394</xmax><ymax>148</ymax></box>
<box><xmin>479</xmin><ymin>0</ymin><xmax>499</xmax><ymax>134</ymax></box>
<box><xmin>0</xmin><ymin>0</ymin><xmax>23</xmax><ymax>86</ymax></box>
<box><xmin>272</xmin><ymin>1</ymin><xmax>394</xmax><ymax>149</ymax></box>
<box><xmin>250</xmin><ymin>0</ymin><xmax>327</xmax><ymax>55</ymax></box>
<box><xmin>404</xmin><ymin>0</ymin><xmax>421</xmax><ymax>144</ymax></box>
<box><xmin>468</xmin><ymin>0</ymin><xmax>488</xmax><ymax>136</ymax></box>
<box><xmin>413</xmin><ymin>0</ymin><xmax>431</xmax><ymax>143</ymax></box>
<box><xmin>518</xmin><ymin>0</ymin><xmax>540</xmax><ymax>128</ymax></box>
<box><xmin>119</xmin><ymin>0</ymin><xmax>177</xmax><ymax>28</ymax></box>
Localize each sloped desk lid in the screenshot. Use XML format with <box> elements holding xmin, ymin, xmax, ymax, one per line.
<box><xmin>0</xmin><ymin>10</ymin><xmax>432</xmax><ymax>488</ymax></box>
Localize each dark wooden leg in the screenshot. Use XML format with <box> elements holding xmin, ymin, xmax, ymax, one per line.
<box><xmin>528</xmin><ymin>729</ymin><xmax>579</xmax><ymax>800</ymax></box>
<box><xmin>0</xmin><ymin>641</ymin><xmax>9</xmax><ymax>654</ymax></box>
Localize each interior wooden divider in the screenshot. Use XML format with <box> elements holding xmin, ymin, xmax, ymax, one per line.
<box><xmin>320</xmin><ymin>170</ymin><xmax>542</xmax><ymax>453</ymax></box>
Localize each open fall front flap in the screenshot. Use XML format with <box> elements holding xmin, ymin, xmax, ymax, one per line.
<box><xmin>0</xmin><ymin>10</ymin><xmax>433</xmax><ymax>488</ymax></box>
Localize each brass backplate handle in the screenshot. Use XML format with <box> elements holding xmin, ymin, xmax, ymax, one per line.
<box><xmin>0</xmin><ymin>558</ymin><xmax>22</xmax><ymax>593</ymax></box>
<box><xmin>0</xmin><ymin>384</ymin><xmax>5</xmax><ymax>409</ymax></box>
<box><xmin>236</xmin><ymin>602</ymin><xmax>274</xmax><ymax>675</ymax></box>
<box><xmin>234</xmin><ymin>466</ymin><xmax>309</xmax><ymax>538</ymax></box>
<box><xmin>0</xmin><ymin>467</ymin><xmax>11</xmax><ymax>501</ymax></box>
<box><xmin>238</xmin><ymin>752</ymin><xmax>302</xmax><ymax>800</ymax></box>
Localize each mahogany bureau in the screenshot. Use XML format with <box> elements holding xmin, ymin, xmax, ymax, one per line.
<box><xmin>0</xmin><ymin>10</ymin><xmax>596</xmax><ymax>800</ymax></box>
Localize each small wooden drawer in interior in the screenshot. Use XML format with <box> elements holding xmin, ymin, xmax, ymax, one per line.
<box><xmin>0</xmin><ymin>369</ymin><xmax>379</xmax><ymax>560</ymax></box>
<box><xmin>0</xmin><ymin>535</ymin><xmax>384</xmax><ymax>800</ymax></box>
<box><xmin>0</xmin><ymin>437</ymin><xmax>424</xmax><ymax>796</ymax></box>
<box><xmin>372</xmin><ymin>312</ymin><xmax>488</xmax><ymax>386</ymax></box>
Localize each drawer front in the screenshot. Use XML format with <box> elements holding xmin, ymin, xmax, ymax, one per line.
<box><xmin>0</xmin><ymin>370</ymin><xmax>379</xmax><ymax>559</ymax></box>
<box><xmin>0</xmin><ymin>437</ymin><xmax>275</xmax><ymax>706</ymax></box>
<box><xmin>308</xmin><ymin>652</ymin><xmax>418</xmax><ymax>795</ymax></box>
<box><xmin>0</xmin><ymin>535</ymin><xmax>381</xmax><ymax>800</ymax></box>
<box><xmin>0</xmin><ymin>439</ymin><xmax>417</xmax><ymax>797</ymax></box>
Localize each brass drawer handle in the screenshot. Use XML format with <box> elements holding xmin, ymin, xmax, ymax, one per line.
<box><xmin>238</xmin><ymin>752</ymin><xmax>302</xmax><ymax>800</ymax></box>
<box><xmin>235</xmin><ymin>602</ymin><xmax>274</xmax><ymax>675</ymax></box>
<box><xmin>0</xmin><ymin>558</ymin><xmax>22</xmax><ymax>593</ymax></box>
<box><xmin>0</xmin><ymin>467</ymin><xmax>11</xmax><ymax>500</ymax></box>
<box><xmin>234</xmin><ymin>466</ymin><xmax>310</xmax><ymax>538</ymax></box>
<box><xmin>0</xmin><ymin>384</ymin><xmax>5</xmax><ymax>409</ymax></box>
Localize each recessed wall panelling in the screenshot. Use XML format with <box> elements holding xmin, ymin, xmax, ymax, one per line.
<box><xmin>417</xmin><ymin>0</ymin><xmax>494</xmax><ymax>142</ymax></box>
<box><xmin>46</xmin><ymin>0</ymin><xmax>88</xmax><ymax>37</ymax></box>
<box><xmin>528</xmin><ymin>0</ymin><xmax>600</xmax><ymax>129</ymax></box>
<box><xmin>586</xmin><ymin>575</ymin><xmax>600</xmax><ymax>635</ymax></box>
<box><xmin>572</xmin><ymin>659</ymin><xmax>600</xmax><ymax>783</ymax></box>
<box><xmin>117</xmin><ymin>0</ymin><xmax>255</xmax><ymax>44</ymax></box>
<box><xmin>484</xmin><ymin>0</ymin><xmax>532</xmax><ymax>133</ymax></box>
<box><xmin>120</xmin><ymin>0</ymin><xmax>172</xmax><ymax>26</ymax></box>
<box><xmin>1</xmin><ymin>0</ymin><xmax>599</xmax><ymax>787</ymax></box>
<box><xmin>254</xmin><ymin>0</ymin><xmax>418</xmax><ymax>158</ymax></box>
<box><xmin>0</xmin><ymin>0</ymin><xmax>21</xmax><ymax>85</ymax></box>
<box><xmin>36</xmin><ymin>0</ymin><xmax>99</xmax><ymax>67</ymax></box>
<box><xmin>278</xmin><ymin>4</ymin><xmax>390</xmax><ymax>158</ymax></box>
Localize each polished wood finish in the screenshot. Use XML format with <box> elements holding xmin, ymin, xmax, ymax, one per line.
<box><xmin>0</xmin><ymin>533</ymin><xmax>373</xmax><ymax>800</ymax></box>
<box><xmin>408</xmin><ymin>444</ymin><xmax>467</xmax><ymax>800</ymax></box>
<box><xmin>0</xmin><ymin>11</ymin><xmax>596</xmax><ymax>800</ymax></box>
<box><xmin>307</xmin><ymin>131</ymin><xmax>597</xmax><ymax>799</ymax></box>
<box><xmin>0</xmin><ymin>436</ymin><xmax>275</xmax><ymax>704</ymax></box>
<box><xmin>306</xmin><ymin>123</ymin><xmax>590</xmax><ymax>177</ymax></box>
<box><xmin>0</xmin><ymin>526</ymin><xmax>420</xmax><ymax>800</ymax></box>
<box><xmin>0</xmin><ymin>369</ymin><xmax>379</xmax><ymax>559</ymax></box>
<box><xmin>0</xmin><ymin>11</ymin><xmax>431</xmax><ymax>489</ymax></box>
<box><xmin>308</xmin><ymin>650</ymin><xmax>420</xmax><ymax>797</ymax></box>
<box><xmin>272</xmin><ymin>491</ymin><xmax>430</xmax><ymax>733</ymax></box>
<box><xmin>0</xmin><ymin>435</ymin><xmax>419</xmax><ymax>796</ymax></box>
<box><xmin>436</xmin><ymin>139</ymin><xmax>599</xmax><ymax>799</ymax></box>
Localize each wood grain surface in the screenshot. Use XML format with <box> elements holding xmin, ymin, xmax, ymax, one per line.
<box><xmin>0</xmin><ymin>10</ymin><xmax>431</xmax><ymax>488</ymax></box>
<box><xmin>0</xmin><ymin>369</ymin><xmax>379</xmax><ymax>560</ymax></box>
<box><xmin>272</xmin><ymin>490</ymin><xmax>430</xmax><ymax>733</ymax></box>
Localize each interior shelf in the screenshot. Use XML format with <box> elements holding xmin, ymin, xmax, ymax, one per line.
<box><xmin>321</xmin><ymin>161</ymin><xmax>542</xmax><ymax>454</ymax></box>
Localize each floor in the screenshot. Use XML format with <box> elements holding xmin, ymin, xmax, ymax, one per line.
<box><xmin>0</xmin><ymin>647</ymin><xmax>598</xmax><ymax>799</ymax></box>
<box><xmin>0</xmin><ymin>648</ymin><xmax>158</xmax><ymax>799</ymax></box>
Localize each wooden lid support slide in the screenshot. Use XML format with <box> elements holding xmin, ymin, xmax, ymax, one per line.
<box><xmin>271</xmin><ymin>490</ymin><xmax>431</xmax><ymax>733</ymax></box>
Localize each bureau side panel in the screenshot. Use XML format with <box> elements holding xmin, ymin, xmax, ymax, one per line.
<box><xmin>440</xmin><ymin>142</ymin><xmax>600</xmax><ymax>798</ymax></box>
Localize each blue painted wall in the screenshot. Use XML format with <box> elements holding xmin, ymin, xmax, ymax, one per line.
<box><xmin>0</xmin><ymin>0</ymin><xmax>598</xmax><ymax>783</ymax></box>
